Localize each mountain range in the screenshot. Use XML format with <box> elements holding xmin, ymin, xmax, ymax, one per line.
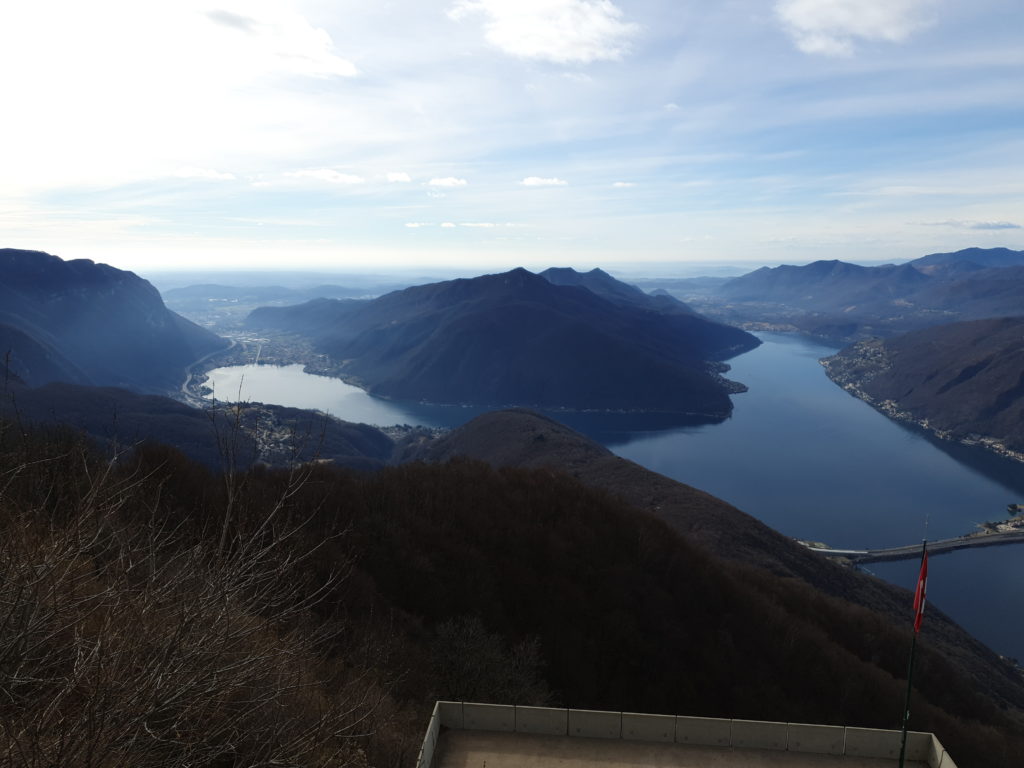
<box><xmin>687</xmin><ymin>247</ymin><xmax>1024</xmax><ymax>342</ymax></box>
<box><xmin>246</xmin><ymin>267</ymin><xmax>759</xmax><ymax>416</ymax></box>
<box><xmin>3</xmin><ymin>246</ymin><xmax>1024</xmax><ymax>766</ymax></box>
<box><xmin>0</xmin><ymin>248</ymin><xmax>227</xmax><ymax>392</ymax></box>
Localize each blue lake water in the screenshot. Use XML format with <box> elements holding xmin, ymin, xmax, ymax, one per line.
<box><xmin>205</xmin><ymin>334</ymin><xmax>1024</xmax><ymax>660</ymax></box>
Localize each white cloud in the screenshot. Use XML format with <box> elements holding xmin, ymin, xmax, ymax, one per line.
<box><xmin>204</xmin><ymin>3</ymin><xmax>358</xmax><ymax>78</ymax></box>
<box><xmin>460</xmin><ymin>222</ymin><xmax>497</xmax><ymax>227</ymax></box>
<box><xmin>428</xmin><ymin>177</ymin><xmax>469</xmax><ymax>187</ymax></box>
<box><xmin>387</xmin><ymin>172</ymin><xmax>412</xmax><ymax>182</ymax></box>
<box><xmin>775</xmin><ymin>0</ymin><xmax>936</xmax><ymax>57</ymax></box>
<box><xmin>287</xmin><ymin>169</ymin><xmax>365</xmax><ymax>184</ymax></box>
<box><xmin>521</xmin><ymin>176</ymin><xmax>568</xmax><ymax>186</ymax></box>
<box><xmin>173</xmin><ymin>166</ymin><xmax>236</xmax><ymax>180</ymax></box>
<box><xmin>0</xmin><ymin>1</ymin><xmax>362</xmax><ymax>190</ymax></box>
<box><xmin>404</xmin><ymin>222</ymin><xmax>432</xmax><ymax>228</ymax></box>
<box><xmin>448</xmin><ymin>0</ymin><xmax>638</xmax><ymax>64</ymax></box>
<box><xmin>441</xmin><ymin>222</ymin><xmax>457</xmax><ymax>227</ymax></box>
<box><xmin>611</xmin><ymin>181</ymin><xmax>635</xmax><ymax>187</ymax></box>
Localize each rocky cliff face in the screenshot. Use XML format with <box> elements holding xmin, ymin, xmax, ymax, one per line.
<box><xmin>0</xmin><ymin>249</ymin><xmax>227</xmax><ymax>393</ymax></box>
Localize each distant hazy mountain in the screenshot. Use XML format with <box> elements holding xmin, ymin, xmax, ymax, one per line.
<box><xmin>718</xmin><ymin>259</ymin><xmax>930</xmax><ymax>309</ymax></box>
<box><xmin>162</xmin><ymin>283</ymin><xmax>376</xmax><ymax>312</ymax></box>
<box><xmin>247</xmin><ymin>267</ymin><xmax>760</xmax><ymax>416</ymax></box>
<box><xmin>700</xmin><ymin>249</ymin><xmax>1024</xmax><ymax>342</ymax></box>
<box><xmin>911</xmin><ymin>246</ymin><xmax>1024</xmax><ymax>272</ymax></box>
<box><xmin>0</xmin><ymin>249</ymin><xmax>227</xmax><ymax>392</ymax></box>
<box><xmin>823</xmin><ymin>317</ymin><xmax>1024</xmax><ymax>457</ymax></box>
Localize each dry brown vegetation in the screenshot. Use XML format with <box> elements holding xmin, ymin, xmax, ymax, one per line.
<box><xmin>0</xmin><ymin>425</ymin><xmax>385</xmax><ymax>768</ymax></box>
<box><xmin>3</xmin><ymin>419</ymin><xmax>1024</xmax><ymax>768</ymax></box>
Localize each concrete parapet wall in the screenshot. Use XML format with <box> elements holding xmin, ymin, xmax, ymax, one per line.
<box><xmin>515</xmin><ymin>706</ymin><xmax>567</xmax><ymax>736</ymax></box>
<box><xmin>845</xmin><ymin>727</ymin><xmax>903</xmax><ymax>759</ymax></box>
<box><xmin>568</xmin><ymin>708</ymin><xmax>621</xmax><ymax>739</ymax></box>
<box><xmin>787</xmin><ymin>723</ymin><xmax>844</xmax><ymax>755</ymax></box>
<box><xmin>416</xmin><ymin>703</ymin><xmax>441</xmax><ymax>768</ymax></box>
<box><xmin>675</xmin><ymin>715</ymin><xmax>731</xmax><ymax>747</ymax></box>
<box><xmin>437</xmin><ymin>701</ymin><xmax>463</xmax><ymax>730</ymax></box>
<box><xmin>463</xmin><ymin>703</ymin><xmax>514</xmax><ymax>732</ymax></box>
<box><xmin>621</xmin><ymin>712</ymin><xmax>675</xmax><ymax>742</ymax></box>
<box><xmin>423</xmin><ymin>702</ymin><xmax>954</xmax><ymax>768</ymax></box>
<box><xmin>904</xmin><ymin>731</ymin><xmax>932</xmax><ymax>762</ymax></box>
<box><xmin>732</xmin><ymin>719</ymin><xmax>788</xmax><ymax>751</ymax></box>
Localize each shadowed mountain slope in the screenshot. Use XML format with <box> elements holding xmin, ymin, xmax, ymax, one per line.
<box><xmin>0</xmin><ymin>249</ymin><xmax>227</xmax><ymax>393</ymax></box>
<box><xmin>6</xmin><ymin>424</ymin><xmax>1024</xmax><ymax>767</ymax></box>
<box><xmin>404</xmin><ymin>409</ymin><xmax>1024</xmax><ymax>718</ymax></box>
<box><xmin>823</xmin><ymin>317</ymin><xmax>1024</xmax><ymax>455</ymax></box>
<box><xmin>246</xmin><ymin>268</ymin><xmax>759</xmax><ymax>416</ymax></box>
<box><xmin>1</xmin><ymin>377</ymin><xmax>394</xmax><ymax>471</ymax></box>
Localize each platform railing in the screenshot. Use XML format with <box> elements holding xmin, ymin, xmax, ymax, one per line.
<box><xmin>416</xmin><ymin>701</ymin><xmax>957</xmax><ymax>768</ymax></box>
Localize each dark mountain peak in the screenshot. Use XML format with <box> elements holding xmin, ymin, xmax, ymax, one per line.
<box><xmin>404</xmin><ymin>267</ymin><xmax>551</xmax><ymax>304</ymax></box>
<box><xmin>541</xmin><ymin>265</ymin><xmax>617</xmax><ymax>285</ymax></box>
<box><xmin>504</xmin><ymin>266</ymin><xmax>534</xmax><ymax>277</ymax></box>
<box><xmin>803</xmin><ymin>259</ymin><xmax>865</xmax><ymax>275</ymax></box>
<box><xmin>539</xmin><ymin>266</ymin><xmax>577</xmax><ymax>279</ymax></box>
<box><xmin>537</xmin><ymin>264</ymin><xmax>694</xmax><ymax>313</ymax></box>
<box><xmin>0</xmin><ymin>247</ymin><xmax>157</xmax><ymax>304</ymax></box>
<box><xmin>247</xmin><ymin>268</ymin><xmax>759</xmax><ymax>415</ymax></box>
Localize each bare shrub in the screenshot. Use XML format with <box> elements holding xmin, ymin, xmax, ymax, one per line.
<box><xmin>0</xmin><ymin>429</ymin><xmax>375</xmax><ymax>768</ymax></box>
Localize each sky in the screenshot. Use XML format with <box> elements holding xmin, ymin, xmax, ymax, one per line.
<box><xmin>1</xmin><ymin>0</ymin><xmax>1023</xmax><ymax>274</ymax></box>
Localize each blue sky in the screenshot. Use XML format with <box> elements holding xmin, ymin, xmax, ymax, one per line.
<box><xmin>1</xmin><ymin>0</ymin><xmax>1022</xmax><ymax>273</ymax></box>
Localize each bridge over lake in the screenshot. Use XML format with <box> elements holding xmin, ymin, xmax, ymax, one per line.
<box><xmin>805</xmin><ymin>530</ymin><xmax>1024</xmax><ymax>564</ymax></box>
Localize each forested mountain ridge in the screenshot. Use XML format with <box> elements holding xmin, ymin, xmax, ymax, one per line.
<box><xmin>822</xmin><ymin>317</ymin><xmax>1024</xmax><ymax>459</ymax></box>
<box><xmin>405</xmin><ymin>408</ymin><xmax>1024</xmax><ymax>715</ymax></box>
<box><xmin>0</xmin><ymin>248</ymin><xmax>227</xmax><ymax>393</ymax></box>
<box><xmin>246</xmin><ymin>267</ymin><xmax>759</xmax><ymax>416</ymax></box>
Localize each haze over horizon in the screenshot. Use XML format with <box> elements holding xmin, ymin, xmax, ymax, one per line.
<box><xmin>2</xmin><ymin>0</ymin><xmax>1022</xmax><ymax>273</ymax></box>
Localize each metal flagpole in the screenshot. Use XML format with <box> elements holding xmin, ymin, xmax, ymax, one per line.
<box><xmin>898</xmin><ymin>539</ymin><xmax>929</xmax><ymax>768</ymax></box>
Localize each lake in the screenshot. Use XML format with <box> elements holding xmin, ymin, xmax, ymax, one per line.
<box><xmin>205</xmin><ymin>334</ymin><xmax>1024</xmax><ymax>661</ymax></box>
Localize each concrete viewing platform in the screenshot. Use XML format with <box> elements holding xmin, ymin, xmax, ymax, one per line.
<box><xmin>417</xmin><ymin>702</ymin><xmax>958</xmax><ymax>768</ymax></box>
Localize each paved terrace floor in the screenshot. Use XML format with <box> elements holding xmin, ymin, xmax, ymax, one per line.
<box><xmin>435</xmin><ymin>730</ymin><xmax>930</xmax><ymax>768</ymax></box>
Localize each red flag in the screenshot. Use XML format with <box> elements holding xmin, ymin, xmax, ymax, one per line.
<box><xmin>913</xmin><ymin>550</ymin><xmax>928</xmax><ymax>633</ymax></box>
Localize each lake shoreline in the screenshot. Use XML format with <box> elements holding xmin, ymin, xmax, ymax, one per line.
<box><xmin>820</xmin><ymin>354</ymin><xmax>1024</xmax><ymax>466</ymax></box>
